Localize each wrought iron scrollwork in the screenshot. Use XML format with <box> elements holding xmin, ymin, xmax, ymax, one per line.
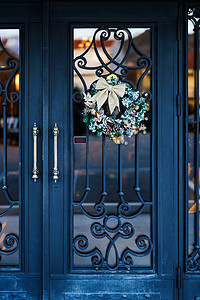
<box><xmin>0</xmin><ymin>37</ymin><xmax>20</xmax><ymax>262</ymax></box>
<box><xmin>73</xmin><ymin>27</ymin><xmax>153</xmax><ymax>270</ymax></box>
<box><xmin>73</xmin><ymin>28</ymin><xmax>152</xmax><ymax>102</ymax></box>
<box><xmin>0</xmin><ymin>223</ymin><xmax>19</xmax><ymax>260</ymax></box>
<box><xmin>187</xmin><ymin>246</ymin><xmax>200</xmax><ymax>271</ymax></box>
<box><xmin>74</xmin><ymin>215</ymin><xmax>153</xmax><ymax>271</ymax></box>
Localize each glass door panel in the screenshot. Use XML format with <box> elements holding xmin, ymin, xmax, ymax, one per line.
<box><xmin>73</xmin><ymin>27</ymin><xmax>153</xmax><ymax>271</ymax></box>
<box><xmin>0</xmin><ymin>29</ymin><xmax>20</xmax><ymax>267</ymax></box>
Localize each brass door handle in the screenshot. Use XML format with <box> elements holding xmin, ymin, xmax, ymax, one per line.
<box><xmin>53</xmin><ymin>123</ymin><xmax>59</xmax><ymax>182</ymax></box>
<box><xmin>32</xmin><ymin>122</ymin><xmax>39</xmax><ymax>182</ymax></box>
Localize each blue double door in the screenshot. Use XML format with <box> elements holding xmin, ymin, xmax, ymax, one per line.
<box><xmin>1</xmin><ymin>1</ymin><xmax>199</xmax><ymax>300</ymax></box>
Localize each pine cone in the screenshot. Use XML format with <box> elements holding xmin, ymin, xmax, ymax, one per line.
<box><xmin>129</xmin><ymin>103</ymin><xmax>136</xmax><ymax>109</ymax></box>
<box><xmin>107</xmin><ymin>119</ymin><xmax>115</xmax><ymax>127</ymax></box>
<box><xmin>113</xmin><ymin>124</ymin><xmax>121</xmax><ymax>132</ymax></box>
<box><xmin>103</xmin><ymin>125</ymin><xmax>112</xmax><ymax>135</ymax></box>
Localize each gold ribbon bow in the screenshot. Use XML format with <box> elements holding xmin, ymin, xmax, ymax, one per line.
<box><xmin>90</xmin><ymin>77</ymin><xmax>126</xmax><ymax>114</ymax></box>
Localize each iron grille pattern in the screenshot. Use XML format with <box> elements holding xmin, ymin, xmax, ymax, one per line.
<box><xmin>0</xmin><ymin>38</ymin><xmax>19</xmax><ymax>263</ymax></box>
<box><xmin>72</xmin><ymin>28</ymin><xmax>153</xmax><ymax>271</ymax></box>
<box><xmin>187</xmin><ymin>6</ymin><xmax>200</xmax><ymax>272</ymax></box>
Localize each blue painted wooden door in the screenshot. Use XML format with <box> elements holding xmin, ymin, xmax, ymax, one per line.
<box><xmin>49</xmin><ymin>2</ymin><xmax>179</xmax><ymax>299</ymax></box>
<box><xmin>0</xmin><ymin>2</ymin><xmax>43</xmax><ymax>299</ymax></box>
<box><xmin>1</xmin><ymin>1</ymin><xmax>200</xmax><ymax>300</ymax></box>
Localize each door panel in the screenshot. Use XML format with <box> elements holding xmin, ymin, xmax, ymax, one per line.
<box><xmin>183</xmin><ymin>4</ymin><xmax>200</xmax><ymax>299</ymax></box>
<box><xmin>50</xmin><ymin>2</ymin><xmax>178</xmax><ymax>299</ymax></box>
<box><xmin>0</xmin><ymin>3</ymin><xmax>43</xmax><ymax>299</ymax></box>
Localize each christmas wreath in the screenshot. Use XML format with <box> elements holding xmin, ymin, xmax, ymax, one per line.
<box><xmin>82</xmin><ymin>76</ymin><xmax>148</xmax><ymax>144</ymax></box>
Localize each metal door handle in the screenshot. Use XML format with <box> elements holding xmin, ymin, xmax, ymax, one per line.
<box><xmin>53</xmin><ymin>123</ymin><xmax>59</xmax><ymax>182</ymax></box>
<box><xmin>32</xmin><ymin>122</ymin><xmax>39</xmax><ymax>182</ymax></box>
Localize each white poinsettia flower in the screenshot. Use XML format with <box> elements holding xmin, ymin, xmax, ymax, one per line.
<box><xmin>93</xmin><ymin>116</ymin><xmax>103</xmax><ymax>124</ymax></box>
<box><xmin>84</xmin><ymin>107</ymin><xmax>90</xmax><ymax>114</ymax></box>
<box><xmin>95</xmin><ymin>114</ymin><xmax>103</xmax><ymax>123</ymax></box>
<box><xmin>83</xmin><ymin>92</ymin><xmax>91</xmax><ymax>101</ymax></box>
<box><xmin>85</xmin><ymin>101</ymin><xmax>96</xmax><ymax>109</ymax></box>
<box><xmin>140</xmin><ymin>124</ymin><xmax>146</xmax><ymax>131</ymax></box>
<box><xmin>83</xmin><ymin>92</ymin><xmax>96</xmax><ymax>109</ymax></box>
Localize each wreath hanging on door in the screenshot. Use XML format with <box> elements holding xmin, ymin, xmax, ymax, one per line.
<box><xmin>82</xmin><ymin>76</ymin><xmax>148</xmax><ymax>144</ymax></box>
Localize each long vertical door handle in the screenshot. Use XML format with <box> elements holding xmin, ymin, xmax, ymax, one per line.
<box><xmin>53</xmin><ymin>123</ymin><xmax>59</xmax><ymax>182</ymax></box>
<box><xmin>32</xmin><ymin>122</ymin><xmax>39</xmax><ymax>182</ymax></box>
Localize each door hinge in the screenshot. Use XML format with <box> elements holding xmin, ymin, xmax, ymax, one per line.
<box><xmin>177</xmin><ymin>20</ymin><xmax>181</xmax><ymax>41</ymax></box>
<box><xmin>176</xmin><ymin>95</ymin><xmax>181</xmax><ymax>116</ymax></box>
<box><xmin>176</xmin><ymin>266</ymin><xmax>182</xmax><ymax>289</ymax></box>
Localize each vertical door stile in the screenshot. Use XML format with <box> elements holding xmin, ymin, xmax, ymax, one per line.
<box><xmin>42</xmin><ymin>1</ymin><xmax>50</xmax><ymax>299</ymax></box>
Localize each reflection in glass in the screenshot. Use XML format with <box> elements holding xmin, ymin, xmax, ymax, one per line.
<box><xmin>73</xmin><ymin>28</ymin><xmax>152</xmax><ymax>270</ymax></box>
<box><xmin>0</xmin><ymin>29</ymin><xmax>20</xmax><ymax>266</ymax></box>
<box><xmin>187</xmin><ymin>8</ymin><xmax>200</xmax><ymax>272</ymax></box>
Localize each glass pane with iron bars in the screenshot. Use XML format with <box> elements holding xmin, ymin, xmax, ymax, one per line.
<box><xmin>0</xmin><ymin>29</ymin><xmax>20</xmax><ymax>267</ymax></box>
<box><xmin>187</xmin><ymin>7</ymin><xmax>200</xmax><ymax>272</ymax></box>
<box><xmin>73</xmin><ymin>27</ymin><xmax>153</xmax><ymax>271</ymax></box>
